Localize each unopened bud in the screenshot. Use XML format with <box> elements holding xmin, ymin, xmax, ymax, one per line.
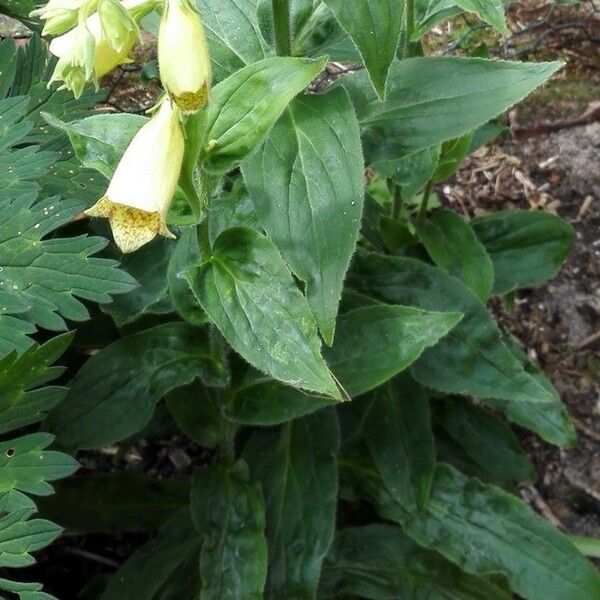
<box><xmin>158</xmin><ymin>0</ymin><xmax>212</xmax><ymax>114</ymax></box>
<box><xmin>98</xmin><ymin>0</ymin><xmax>139</xmax><ymax>53</ymax></box>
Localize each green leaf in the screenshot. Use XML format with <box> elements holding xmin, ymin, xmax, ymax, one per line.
<box><xmin>487</xmin><ymin>338</ymin><xmax>576</xmax><ymax>447</ymax></box>
<box><xmin>197</xmin><ymin>0</ymin><xmax>271</xmax><ymax>81</ymax></box>
<box><xmin>0</xmin><ymin>433</ymin><xmax>78</xmax><ymax>498</ymax></box>
<box><xmin>437</xmin><ymin>399</ymin><xmax>535</xmax><ymax>482</ymax></box>
<box><xmin>348</xmin><ymin>252</ymin><xmax>556</xmax><ymax>405</ymax></box>
<box><xmin>433</xmin><ymin>132</ymin><xmax>474</xmax><ymax>182</ymax></box>
<box><xmin>322</xmin><ymin>0</ymin><xmax>404</xmax><ymax>98</ymax></box>
<box><xmin>48</xmin><ymin>323</ymin><xmax>229</xmax><ymax>450</ymax></box>
<box><xmin>43</xmin><ymin>112</ymin><xmax>146</xmax><ymax>179</ymax></box>
<box><xmin>225</xmin><ymin>369</ymin><xmax>335</xmax><ymax>426</ymax></box>
<box><xmin>103</xmin><ymin>238</ymin><xmax>176</xmax><ymax>326</ymax></box>
<box><xmin>165</xmin><ymin>381</ymin><xmax>224</xmax><ymax>448</ymax></box>
<box><xmin>243</xmin><ymin>89</ymin><xmax>364</xmax><ymax>345</ymax></box>
<box><xmin>472</xmin><ymin>209</ymin><xmax>575</xmax><ymax>295</ymax></box>
<box><xmin>191</xmin><ymin>462</ymin><xmax>268</xmax><ymax>599</ymax></box>
<box><xmin>377</xmin><ymin>146</ymin><xmax>441</xmax><ymax>201</ymax></box>
<box><xmin>364</xmin><ymin>375</ymin><xmax>435</xmax><ymax>512</ymax></box>
<box><xmin>370</xmin><ymin>464</ymin><xmax>600</xmax><ymax>600</ymax></box>
<box><xmin>414</xmin><ymin>209</ymin><xmax>495</xmax><ymax>302</ymax></box>
<box><xmin>0</xmin><ymin>334</ymin><xmax>70</xmax><ymax>434</ymax></box>
<box><xmin>0</xmin><ymin>97</ymin><xmax>56</xmax><ymax>200</ymax></box>
<box><xmin>320</xmin><ymin>524</ymin><xmax>510</xmax><ymax>599</ymax></box>
<box><xmin>38</xmin><ymin>473</ymin><xmax>189</xmax><ymax>534</ymax></box>
<box><xmin>0</xmin><ymin>0</ymin><xmax>40</xmax><ymax>31</ymax></box>
<box><xmin>101</xmin><ymin>509</ymin><xmax>202</xmax><ymax>600</ymax></box>
<box><xmin>199</xmin><ymin>56</ymin><xmax>327</xmax><ymax>173</ymax></box>
<box><xmin>325</xmin><ymin>305</ymin><xmax>462</xmax><ymax>397</ymax></box>
<box><xmin>0</xmin><ymin>193</ymin><xmax>137</xmax><ymax>344</ymax></box>
<box><xmin>243</xmin><ymin>409</ymin><xmax>340</xmax><ymax>598</ymax></box>
<box><xmin>0</xmin><ymin>509</ymin><xmax>61</xmax><ymax>568</ymax></box>
<box><xmin>186</xmin><ymin>227</ymin><xmax>339</xmax><ymax>398</ymax></box>
<box><xmin>454</xmin><ymin>0</ymin><xmax>508</xmax><ymax>33</ymax></box>
<box><xmin>167</xmin><ymin>229</ymin><xmax>208</xmax><ymax>326</ymax></box>
<box><xmin>342</xmin><ymin>57</ymin><xmax>562</xmax><ymax>162</ymax></box>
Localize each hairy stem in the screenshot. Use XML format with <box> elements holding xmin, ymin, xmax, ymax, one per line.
<box><xmin>273</xmin><ymin>0</ymin><xmax>292</xmax><ymax>56</ymax></box>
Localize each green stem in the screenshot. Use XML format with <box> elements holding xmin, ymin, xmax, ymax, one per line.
<box><xmin>400</xmin><ymin>0</ymin><xmax>415</xmax><ymax>59</ymax></box>
<box><xmin>418</xmin><ymin>180</ymin><xmax>433</xmax><ymax>222</ymax></box>
<box><xmin>392</xmin><ymin>185</ymin><xmax>403</xmax><ymax>219</ymax></box>
<box><xmin>221</xmin><ymin>419</ymin><xmax>238</xmax><ymax>465</ymax></box>
<box><xmin>272</xmin><ymin>0</ymin><xmax>292</xmax><ymax>56</ymax></box>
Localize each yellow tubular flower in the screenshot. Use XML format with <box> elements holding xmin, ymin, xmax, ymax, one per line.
<box><xmin>48</xmin><ymin>22</ymin><xmax>96</xmax><ymax>98</ymax></box>
<box><xmin>158</xmin><ymin>0</ymin><xmax>212</xmax><ymax>114</ymax></box>
<box><xmin>31</xmin><ymin>0</ymin><xmax>92</xmax><ymax>37</ymax></box>
<box><xmin>48</xmin><ymin>0</ymin><xmax>152</xmax><ymax>80</ymax></box>
<box><xmin>85</xmin><ymin>99</ymin><xmax>185</xmax><ymax>253</ymax></box>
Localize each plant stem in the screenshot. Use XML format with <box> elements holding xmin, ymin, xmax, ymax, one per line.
<box><xmin>418</xmin><ymin>180</ymin><xmax>433</xmax><ymax>222</ymax></box>
<box><xmin>392</xmin><ymin>185</ymin><xmax>403</xmax><ymax>219</ymax></box>
<box><xmin>400</xmin><ymin>0</ymin><xmax>415</xmax><ymax>59</ymax></box>
<box><xmin>272</xmin><ymin>0</ymin><xmax>292</xmax><ymax>56</ymax></box>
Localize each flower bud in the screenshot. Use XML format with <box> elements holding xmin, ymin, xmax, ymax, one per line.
<box><xmin>30</xmin><ymin>0</ymin><xmax>94</xmax><ymax>37</ymax></box>
<box><xmin>85</xmin><ymin>99</ymin><xmax>185</xmax><ymax>253</ymax></box>
<box><xmin>158</xmin><ymin>0</ymin><xmax>212</xmax><ymax>114</ymax></box>
<box><xmin>48</xmin><ymin>22</ymin><xmax>96</xmax><ymax>98</ymax></box>
<box><xmin>98</xmin><ymin>0</ymin><xmax>139</xmax><ymax>54</ymax></box>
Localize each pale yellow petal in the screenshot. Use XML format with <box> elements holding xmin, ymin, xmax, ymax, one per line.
<box><xmin>109</xmin><ymin>204</ymin><xmax>162</xmax><ymax>253</ymax></box>
<box><xmin>84</xmin><ymin>196</ymin><xmax>113</xmax><ymax>217</ymax></box>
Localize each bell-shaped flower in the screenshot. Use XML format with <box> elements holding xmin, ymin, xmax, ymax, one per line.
<box><xmin>48</xmin><ymin>20</ymin><xmax>96</xmax><ymax>98</ymax></box>
<box><xmin>85</xmin><ymin>99</ymin><xmax>185</xmax><ymax>253</ymax></box>
<box><xmin>48</xmin><ymin>0</ymin><xmax>154</xmax><ymax>83</ymax></box>
<box><xmin>98</xmin><ymin>0</ymin><xmax>139</xmax><ymax>54</ymax></box>
<box><xmin>30</xmin><ymin>0</ymin><xmax>94</xmax><ymax>37</ymax></box>
<box><xmin>158</xmin><ymin>0</ymin><xmax>212</xmax><ymax>114</ymax></box>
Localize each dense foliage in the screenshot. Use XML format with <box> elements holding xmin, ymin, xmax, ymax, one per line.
<box><xmin>0</xmin><ymin>0</ymin><xmax>597</xmax><ymax>598</ymax></box>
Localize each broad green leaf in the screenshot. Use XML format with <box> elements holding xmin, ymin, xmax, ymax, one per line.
<box><xmin>455</xmin><ymin>0</ymin><xmax>508</xmax><ymax>33</ymax></box>
<box><xmin>0</xmin><ymin>193</ymin><xmax>137</xmax><ymax>341</ymax></box>
<box><xmin>348</xmin><ymin>253</ymin><xmax>556</xmax><ymax>404</ymax></box>
<box><xmin>0</xmin><ymin>334</ymin><xmax>70</xmax><ymax>434</ymax></box>
<box><xmin>167</xmin><ymin>229</ymin><xmax>208</xmax><ymax>326</ymax></box>
<box><xmin>101</xmin><ymin>509</ymin><xmax>202</xmax><ymax>600</ymax></box>
<box><xmin>365</xmin><ymin>375</ymin><xmax>435</xmax><ymax>512</ymax></box>
<box><xmin>48</xmin><ymin>323</ymin><xmax>229</xmax><ymax>450</ymax></box>
<box><xmin>437</xmin><ymin>399</ymin><xmax>535</xmax><ymax>482</ymax></box>
<box><xmin>414</xmin><ymin>209</ymin><xmax>495</xmax><ymax>302</ymax></box>
<box><xmin>208</xmin><ymin>180</ymin><xmax>259</xmax><ymax>245</ymax></box>
<box><xmin>433</xmin><ymin>132</ymin><xmax>474</xmax><ymax>182</ymax></box>
<box><xmin>43</xmin><ymin>112</ymin><xmax>146</xmax><ymax>179</ymax></box>
<box><xmin>103</xmin><ymin>238</ymin><xmax>176</xmax><ymax>326</ymax></box>
<box><xmin>322</xmin><ymin>0</ymin><xmax>404</xmax><ymax>98</ymax></box>
<box><xmin>38</xmin><ymin>473</ymin><xmax>189</xmax><ymax>534</ymax></box>
<box><xmin>225</xmin><ymin>369</ymin><xmax>334</xmax><ymax>426</ymax></box>
<box><xmin>197</xmin><ymin>0</ymin><xmax>271</xmax><ymax>81</ymax></box>
<box><xmin>191</xmin><ymin>462</ymin><xmax>267</xmax><ymax>599</ymax></box>
<box><xmin>165</xmin><ymin>381</ymin><xmax>224</xmax><ymax>448</ymax></box>
<box><xmin>325</xmin><ymin>305</ymin><xmax>462</xmax><ymax>397</ymax></box>
<box><xmin>341</xmin><ymin>57</ymin><xmax>562</xmax><ymax>162</ymax></box>
<box><xmin>0</xmin><ymin>509</ymin><xmax>61</xmax><ymax>568</ymax></box>
<box><xmin>243</xmin><ymin>409</ymin><xmax>340</xmax><ymax>598</ymax></box>
<box><xmin>292</xmin><ymin>3</ymin><xmax>360</xmax><ymax>61</ymax></box>
<box><xmin>377</xmin><ymin>146</ymin><xmax>441</xmax><ymax>201</ymax></box>
<box><xmin>199</xmin><ymin>56</ymin><xmax>327</xmax><ymax>173</ymax></box>
<box><xmin>186</xmin><ymin>227</ymin><xmax>339</xmax><ymax>398</ymax></box>
<box><xmin>414</xmin><ymin>0</ymin><xmax>461</xmax><ymax>38</ymax></box>
<box><xmin>243</xmin><ymin>89</ymin><xmax>364</xmax><ymax>344</ymax></box>
<box><xmin>320</xmin><ymin>524</ymin><xmax>510</xmax><ymax>599</ymax></box>
<box><xmin>0</xmin><ymin>433</ymin><xmax>78</xmax><ymax>497</ymax></box>
<box><xmin>472</xmin><ymin>209</ymin><xmax>575</xmax><ymax>295</ymax></box>
<box><xmin>487</xmin><ymin>338</ymin><xmax>576</xmax><ymax>447</ymax></box>
<box><xmin>362</xmin><ymin>464</ymin><xmax>600</xmax><ymax>600</ymax></box>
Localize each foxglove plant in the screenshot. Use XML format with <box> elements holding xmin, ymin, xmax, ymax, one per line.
<box><xmin>0</xmin><ymin>0</ymin><xmax>595</xmax><ymax>598</ymax></box>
